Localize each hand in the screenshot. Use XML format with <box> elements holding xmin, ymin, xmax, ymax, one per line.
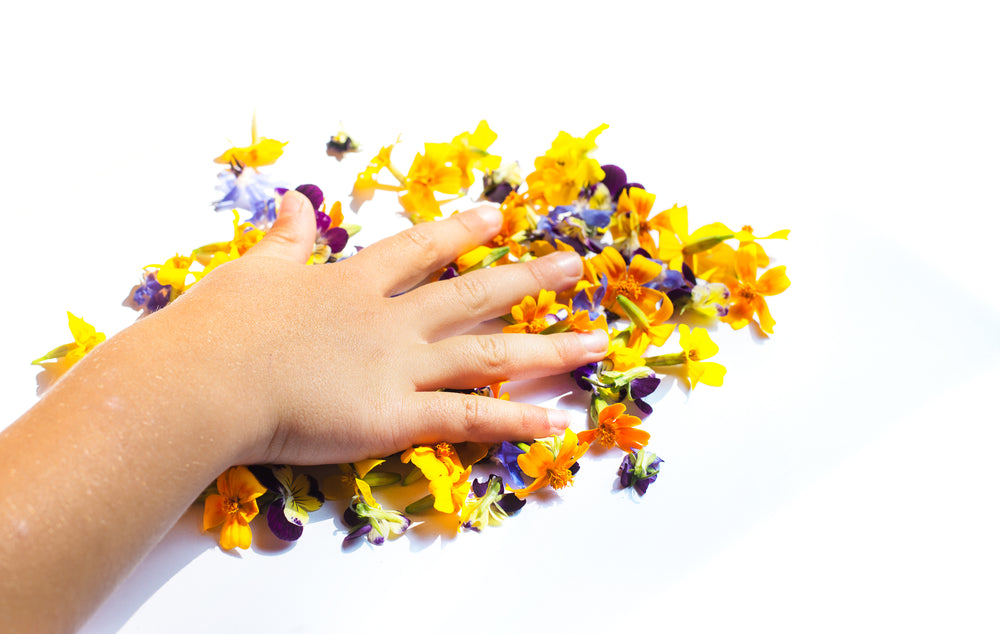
<box><xmin>155</xmin><ymin>191</ymin><xmax>609</xmax><ymax>466</ymax></box>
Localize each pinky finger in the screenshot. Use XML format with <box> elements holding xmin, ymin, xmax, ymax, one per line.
<box><xmin>402</xmin><ymin>391</ymin><xmax>571</xmax><ymax>446</ymax></box>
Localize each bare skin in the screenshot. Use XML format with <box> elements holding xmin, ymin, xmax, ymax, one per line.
<box><xmin>0</xmin><ymin>192</ymin><xmax>608</xmax><ymax>632</ymax></box>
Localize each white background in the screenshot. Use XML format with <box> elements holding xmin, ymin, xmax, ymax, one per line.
<box><xmin>2</xmin><ymin>1</ymin><xmax>999</xmax><ymax>632</ymax></box>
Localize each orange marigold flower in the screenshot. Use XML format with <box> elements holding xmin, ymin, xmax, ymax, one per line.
<box><xmin>720</xmin><ymin>246</ymin><xmax>790</xmax><ymax>335</ymax></box>
<box><xmin>203</xmin><ymin>466</ymin><xmax>268</xmax><ymax>550</ymax></box>
<box><xmin>513</xmin><ymin>429</ymin><xmax>590</xmax><ymax>497</ymax></box>
<box><xmin>578</xmin><ymin>402</ymin><xmax>649</xmax><ymax>452</ymax></box>
<box><xmin>585</xmin><ymin>246</ymin><xmax>666</xmax><ymax>318</ymax></box>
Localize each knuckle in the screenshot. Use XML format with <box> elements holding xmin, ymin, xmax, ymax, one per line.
<box><xmin>452</xmin><ymin>274</ymin><xmax>491</xmax><ymax>314</ymax></box>
<box><xmin>476</xmin><ymin>336</ymin><xmax>509</xmax><ymax>374</ymax></box>
<box><xmin>461</xmin><ymin>395</ymin><xmax>485</xmax><ymax>436</ymax></box>
<box><xmin>401</xmin><ymin>226</ymin><xmax>441</xmax><ymax>269</ymax></box>
<box><xmin>524</xmin><ymin>256</ymin><xmax>553</xmax><ymax>288</ymax></box>
<box><xmin>549</xmin><ymin>333</ymin><xmax>580</xmax><ymax>367</ymax></box>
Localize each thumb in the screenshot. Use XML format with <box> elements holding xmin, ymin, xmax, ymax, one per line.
<box><xmin>245</xmin><ymin>190</ymin><xmax>316</xmax><ymax>263</ymax></box>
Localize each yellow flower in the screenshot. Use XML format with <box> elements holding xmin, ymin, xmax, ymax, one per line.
<box><xmin>401</xmin><ymin>443</ymin><xmax>472</xmax><ymax>514</ymax></box>
<box><xmin>202</xmin><ymin>466</ymin><xmax>267</xmax><ymax>550</ymax></box>
<box><xmin>449</xmin><ymin>120</ymin><xmax>502</xmax><ymax>188</ymax></box>
<box><xmin>677</xmin><ymin>325</ymin><xmax>727</xmax><ymax>388</ymax></box>
<box><xmin>399</xmin><ymin>144</ymin><xmax>464</xmax><ymax>222</ymax></box>
<box><xmin>720</xmin><ymin>246</ymin><xmax>791</xmax><ymax>335</ymax></box>
<box><xmin>31</xmin><ymin>312</ymin><xmax>105</xmax><ymax>368</ymax></box>
<box><xmin>503</xmin><ymin>289</ymin><xmax>567</xmax><ymax>334</ymax></box>
<box><xmin>526</xmin><ymin>124</ymin><xmax>608</xmax><ymax>206</ymax></box>
<box><xmin>213</xmin><ymin>114</ymin><xmax>287</xmax><ymax>169</ymax></box>
<box><xmin>610</xmin><ymin>187</ymin><xmax>660</xmax><ymax>256</ymax></box>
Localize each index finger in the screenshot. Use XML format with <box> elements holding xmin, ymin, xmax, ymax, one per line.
<box><xmin>356</xmin><ymin>206</ymin><xmax>503</xmax><ymax>297</ymax></box>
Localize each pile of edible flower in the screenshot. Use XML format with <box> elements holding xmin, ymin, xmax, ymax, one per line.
<box><xmin>32</xmin><ymin>117</ymin><xmax>790</xmax><ymax>550</ymax></box>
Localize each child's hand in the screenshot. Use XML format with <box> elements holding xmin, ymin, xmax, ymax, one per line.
<box><xmin>151</xmin><ymin>191</ymin><xmax>608</xmax><ymax>466</ymax></box>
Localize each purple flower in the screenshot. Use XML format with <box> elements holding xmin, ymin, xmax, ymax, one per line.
<box><xmin>214</xmin><ymin>165</ymin><xmax>280</xmax><ymax>225</ymax></box>
<box><xmin>341</xmin><ymin>496</ymin><xmax>410</xmax><ymax>547</ymax></box>
<box><xmin>462</xmin><ymin>475</ymin><xmax>526</xmax><ymax>532</ymax></box>
<box><xmin>618</xmin><ymin>449</ymin><xmax>664</xmax><ymax>495</ymax></box>
<box><xmin>125</xmin><ymin>272</ymin><xmax>172</xmax><ymax>315</ymax></box>
<box><xmin>492</xmin><ymin>441</ymin><xmax>528</xmax><ymax>489</ymax></box>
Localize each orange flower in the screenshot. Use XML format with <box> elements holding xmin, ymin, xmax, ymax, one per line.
<box><xmin>610</xmin><ymin>187</ymin><xmax>660</xmax><ymax>256</ymax></box>
<box><xmin>203</xmin><ymin>466</ymin><xmax>267</xmax><ymax>550</ymax></box>
<box><xmin>578</xmin><ymin>402</ymin><xmax>649</xmax><ymax>452</ymax></box>
<box><xmin>720</xmin><ymin>246</ymin><xmax>790</xmax><ymax>335</ymax></box>
<box><xmin>585</xmin><ymin>246</ymin><xmax>666</xmax><ymax>318</ymax></box>
<box><xmin>513</xmin><ymin>429</ymin><xmax>590</xmax><ymax>497</ymax></box>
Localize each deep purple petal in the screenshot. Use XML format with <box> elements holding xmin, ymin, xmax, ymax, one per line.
<box><xmin>306</xmin><ymin>475</ymin><xmax>325</xmax><ymax>504</ymax></box>
<box><xmin>631</xmin><ymin>376</ymin><xmax>661</xmax><ymax>399</ymax></box>
<box><xmin>314</xmin><ymin>210</ymin><xmax>332</xmax><ymax>233</ymax></box>
<box><xmin>343</xmin><ymin>524</ymin><xmax>372</xmax><ymax>544</ymax></box>
<box><xmin>246</xmin><ymin>465</ymin><xmax>281</xmax><ymax>492</ymax></box>
<box><xmin>569</xmin><ymin>462</ymin><xmax>581</xmax><ymax>476</ymax></box>
<box><xmin>634</xmin><ymin>473</ymin><xmax>657</xmax><ymax>496</ymax></box>
<box><xmin>601</xmin><ymin>164</ymin><xmax>628</xmax><ymax>200</ymax></box>
<box><xmin>323</xmin><ymin>227</ymin><xmax>349</xmax><ymax>254</ymax></box>
<box><xmin>267</xmin><ymin>501</ymin><xmax>304</xmax><ymax>541</ymax></box>
<box><xmin>497</xmin><ymin>493</ymin><xmax>526</xmax><ymax>515</ymax></box>
<box><xmin>295</xmin><ymin>184</ymin><xmax>324</xmax><ymax>213</ymax></box>
<box><xmin>471</xmin><ymin>478</ymin><xmax>489</xmax><ymax>498</ymax></box>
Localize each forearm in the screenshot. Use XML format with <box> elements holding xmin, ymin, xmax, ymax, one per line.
<box><xmin>0</xmin><ymin>310</ymin><xmax>256</xmax><ymax>632</ymax></box>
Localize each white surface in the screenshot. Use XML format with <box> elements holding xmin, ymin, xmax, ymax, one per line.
<box><xmin>1</xmin><ymin>1</ymin><xmax>998</xmax><ymax>632</ymax></box>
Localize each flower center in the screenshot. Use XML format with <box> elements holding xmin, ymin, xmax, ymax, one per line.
<box><xmin>528</xmin><ymin>316</ymin><xmax>550</xmax><ymax>333</ymax></box>
<box><xmin>434</xmin><ymin>442</ymin><xmax>457</xmax><ymax>462</ymax></box>
<box><xmin>547</xmin><ymin>466</ymin><xmax>573</xmax><ymax>490</ymax></box>
<box><xmin>617</xmin><ymin>274</ymin><xmax>641</xmax><ymax>301</ymax></box>
<box><xmin>687</xmin><ymin>349</ymin><xmax>700</xmax><ymax>362</ymax></box>
<box><xmin>736</xmin><ymin>283</ymin><xmax>757</xmax><ymax>301</ymax></box>
<box><xmin>224</xmin><ymin>499</ymin><xmax>241</xmax><ymax>515</ymax></box>
<box><xmin>741</xmin><ymin>225</ymin><xmax>753</xmax><ymax>233</ymax></box>
<box><xmin>596</xmin><ymin>424</ymin><xmax>617</xmax><ymax>448</ymax></box>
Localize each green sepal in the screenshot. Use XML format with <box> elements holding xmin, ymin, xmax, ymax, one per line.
<box><xmin>405</xmin><ymin>494</ymin><xmax>436</xmax><ymax>514</ymax></box>
<box><xmin>31</xmin><ymin>343</ymin><xmax>76</xmax><ymax>365</ymax></box>
<box><xmin>362</xmin><ymin>472</ymin><xmax>402</xmax><ymax>488</ymax></box>
<box><xmin>464</xmin><ymin>246</ymin><xmax>510</xmax><ymax>273</ymax></box>
<box><xmin>644</xmin><ymin>352</ymin><xmax>687</xmax><ymax>369</ymax></box>
<box><xmin>682</xmin><ymin>234</ymin><xmax>733</xmax><ymax>256</ymax></box>
<box><xmin>401</xmin><ymin>466</ymin><xmax>425</xmax><ymax>487</ymax></box>
<box><xmin>342</xmin><ymin>223</ymin><xmax>362</xmax><ymax>237</ymax></box>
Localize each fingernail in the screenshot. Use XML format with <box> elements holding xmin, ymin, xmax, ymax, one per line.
<box><xmin>550</xmin><ymin>251</ymin><xmax>583</xmax><ymax>278</ymax></box>
<box><xmin>577</xmin><ymin>329</ymin><xmax>609</xmax><ymax>354</ymax></box>
<box><xmin>472</xmin><ymin>206</ymin><xmax>502</xmax><ymax>230</ymax></box>
<box><xmin>547</xmin><ymin>409</ymin><xmax>571</xmax><ymax>433</ymax></box>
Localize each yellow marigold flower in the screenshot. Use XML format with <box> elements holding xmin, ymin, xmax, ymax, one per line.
<box><xmin>31</xmin><ymin>312</ymin><xmax>106</xmax><ymax>368</ymax></box>
<box><xmin>606</xmin><ymin>335</ymin><xmax>645</xmax><ymax>371</ymax></box>
<box><xmin>449</xmin><ymin>120</ymin><xmax>502</xmax><ymax>189</ymax></box>
<box><xmin>399</xmin><ymin>144</ymin><xmax>464</xmax><ymax>222</ymax></box>
<box><xmin>526</xmin><ymin>124</ymin><xmax>608</xmax><ymax>206</ymax></box>
<box><xmin>213</xmin><ymin>114</ymin><xmax>287</xmax><ymax>169</ymax></box>
<box><xmin>153</xmin><ymin>254</ymin><xmax>195</xmax><ymax>294</ymax></box>
<box><xmin>677</xmin><ymin>325</ymin><xmax>727</xmax><ymax>388</ymax></box>
<box><xmin>720</xmin><ymin>246</ymin><xmax>790</xmax><ymax>335</ymax></box>
<box><xmin>401</xmin><ymin>443</ymin><xmax>472</xmax><ymax>514</ymax></box>
<box><xmin>503</xmin><ymin>289</ymin><xmax>566</xmax><ymax>334</ymax></box>
<box><xmin>513</xmin><ymin>429</ymin><xmax>590</xmax><ymax>497</ymax></box>
<box><xmin>203</xmin><ymin>466</ymin><xmax>267</xmax><ymax>550</ymax></box>
<box><xmin>578</xmin><ymin>402</ymin><xmax>649</xmax><ymax>452</ymax></box>
<box><xmin>655</xmin><ymin>205</ymin><xmax>734</xmax><ymax>274</ymax></box>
